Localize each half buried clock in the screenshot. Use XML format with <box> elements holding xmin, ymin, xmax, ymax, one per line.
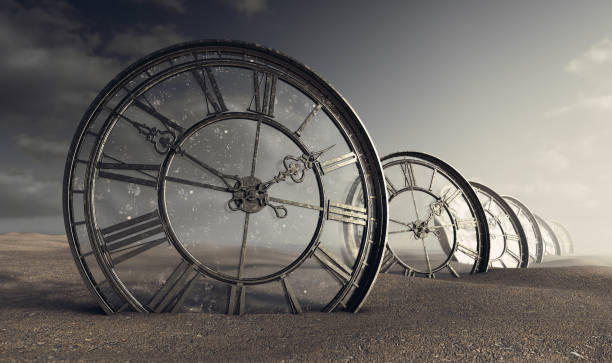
<box><xmin>63</xmin><ymin>40</ymin><xmax>388</xmax><ymax>314</ymax></box>
<box><xmin>345</xmin><ymin>152</ymin><xmax>490</xmax><ymax>278</ymax></box>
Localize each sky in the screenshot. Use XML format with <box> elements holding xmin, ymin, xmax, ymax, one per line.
<box><xmin>0</xmin><ymin>0</ymin><xmax>611</xmax><ymax>254</ymax></box>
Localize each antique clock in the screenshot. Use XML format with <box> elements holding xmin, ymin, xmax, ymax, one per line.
<box><xmin>63</xmin><ymin>40</ymin><xmax>388</xmax><ymax>314</ymax></box>
<box><xmin>549</xmin><ymin>221</ymin><xmax>573</xmax><ymax>255</ymax></box>
<box><xmin>502</xmin><ymin>195</ymin><xmax>544</xmax><ymax>264</ymax></box>
<box><xmin>470</xmin><ymin>183</ymin><xmax>529</xmax><ymax>268</ymax></box>
<box><xmin>346</xmin><ymin>152</ymin><xmax>490</xmax><ymax>278</ymax></box>
<box><xmin>534</xmin><ymin>214</ymin><xmax>561</xmax><ymax>257</ymax></box>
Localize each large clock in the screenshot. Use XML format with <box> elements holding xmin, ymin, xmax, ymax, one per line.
<box><xmin>63</xmin><ymin>40</ymin><xmax>388</xmax><ymax>314</ymax></box>
<box><xmin>346</xmin><ymin>152</ymin><xmax>490</xmax><ymax>278</ymax></box>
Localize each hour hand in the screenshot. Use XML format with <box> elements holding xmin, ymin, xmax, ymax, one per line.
<box><xmin>262</xmin><ymin>145</ymin><xmax>335</xmax><ymax>187</ymax></box>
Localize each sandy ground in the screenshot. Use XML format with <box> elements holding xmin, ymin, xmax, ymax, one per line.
<box><xmin>0</xmin><ymin>233</ymin><xmax>610</xmax><ymax>362</ymax></box>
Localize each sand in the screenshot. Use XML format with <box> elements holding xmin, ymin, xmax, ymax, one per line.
<box><xmin>0</xmin><ymin>233</ymin><xmax>610</xmax><ymax>362</ymax></box>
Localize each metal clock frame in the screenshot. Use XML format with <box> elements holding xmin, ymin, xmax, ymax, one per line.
<box><xmin>63</xmin><ymin>40</ymin><xmax>388</xmax><ymax>314</ymax></box>
<box><xmin>470</xmin><ymin>182</ymin><xmax>529</xmax><ymax>268</ymax></box>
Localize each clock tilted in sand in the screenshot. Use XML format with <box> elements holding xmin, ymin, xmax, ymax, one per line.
<box><xmin>470</xmin><ymin>182</ymin><xmax>529</xmax><ymax>268</ymax></box>
<box><xmin>63</xmin><ymin>41</ymin><xmax>388</xmax><ymax>314</ymax></box>
<box><xmin>345</xmin><ymin>151</ymin><xmax>490</xmax><ymax>278</ymax></box>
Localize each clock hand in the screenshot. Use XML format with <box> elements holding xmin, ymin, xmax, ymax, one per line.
<box><xmin>225</xmin><ymin>146</ymin><xmax>334</xmax><ymax>219</ymax></box>
<box><xmin>104</xmin><ymin>105</ymin><xmax>178</xmax><ymax>155</ymax></box>
<box><xmin>261</xmin><ymin>144</ymin><xmax>335</xmax><ymax>189</ymax></box>
<box><xmin>389</xmin><ymin>218</ymin><xmax>416</xmax><ymax>230</ymax></box>
<box><xmin>179</xmin><ymin>150</ymin><xmax>241</xmax><ymax>189</ymax></box>
<box><xmin>164</xmin><ymin>175</ymin><xmax>232</xmax><ymax>193</ymax></box>
<box><xmin>105</xmin><ymin>105</ymin><xmax>240</xmax><ymax>189</ymax></box>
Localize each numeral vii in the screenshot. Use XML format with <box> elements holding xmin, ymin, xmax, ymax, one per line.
<box><xmin>148</xmin><ymin>260</ymin><xmax>198</xmax><ymax>313</ymax></box>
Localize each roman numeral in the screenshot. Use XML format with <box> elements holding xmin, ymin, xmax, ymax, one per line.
<box><xmin>506</xmin><ymin>249</ymin><xmax>522</xmax><ymax>263</ymax></box>
<box><xmin>385</xmin><ymin>176</ymin><xmax>399</xmax><ymax>198</ymax></box>
<box><xmin>319</xmin><ymin>152</ymin><xmax>357</xmax><ymax>174</ymax></box>
<box><xmin>97</xmin><ymin>161</ymin><xmax>160</xmax><ymax>188</ymax></box>
<box><xmin>281</xmin><ymin>276</ymin><xmax>302</xmax><ymax>314</ymax></box>
<box><xmin>312</xmin><ymin>245</ymin><xmax>356</xmax><ymax>286</ymax></box>
<box><xmin>132</xmin><ymin>98</ymin><xmax>184</xmax><ymax>133</ymax></box>
<box><xmin>99</xmin><ymin>211</ymin><xmax>167</xmax><ymax>265</ymax></box>
<box><xmin>456</xmin><ymin>243</ymin><xmax>480</xmax><ymax>260</ymax></box>
<box><xmin>295</xmin><ymin>104</ymin><xmax>322</xmax><ymax>136</ymax></box>
<box><xmin>148</xmin><ymin>260</ymin><xmax>198</xmax><ymax>313</ymax></box>
<box><xmin>227</xmin><ymin>284</ymin><xmax>246</xmax><ymax>315</ymax></box>
<box><xmin>428</xmin><ymin>169</ymin><xmax>437</xmax><ymax>191</ymax></box>
<box><xmin>192</xmin><ymin>67</ymin><xmax>227</xmax><ymax>115</ymax></box>
<box><xmin>327</xmin><ymin>201</ymin><xmax>367</xmax><ymax>226</ymax></box>
<box><xmin>447</xmin><ymin>264</ymin><xmax>460</xmax><ymax>278</ymax></box>
<box><xmin>248</xmin><ymin>71</ymin><xmax>277</xmax><ymax>116</ymax></box>
<box><xmin>380</xmin><ymin>249</ymin><xmax>398</xmax><ymax>273</ymax></box>
<box><xmin>399</xmin><ymin>162</ymin><xmax>416</xmax><ymax>187</ymax></box>
<box><xmin>455</xmin><ymin>218</ymin><xmax>477</xmax><ymax>229</ymax></box>
<box><xmin>441</xmin><ymin>188</ymin><xmax>462</xmax><ymax>206</ymax></box>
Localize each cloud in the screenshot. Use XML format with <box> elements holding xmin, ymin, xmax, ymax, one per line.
<box><xmin>532</xmin><ymin>149</ymin><xmax>570</xmax><ymax>173</ymax></box>
<box><xmin>14</xmin><ymin>134</ymin><xmax>68</xmax><ymax>160</ymax></box>
<box><xmin>565</xmin><ymin>38</ymin><xmax>612</xmax><ymax>74</ymax></box>
<box><xmin>129</xmin><ymin>0</ymin><xmax>187</xmax><ymax>13</ymax></box>
<box><xmin>0</xmin><ymin>0</ymin><xmax>189</xmax><ymax>228</ymax></box>
<box><xmin>222</xmin><ymin>0</ymin><xmax>269</xmax><ymax>15</ymax></box>
<box><xmin>544</xmin><ymin>93</ymin><xmax>612</xmax><ymax>117</ymax></box>
<box><xmin>0</xmin><ymin>171</ymin><xmax>60</xmax><ymax>218</ymax></box>
<box><xmin>105</xmin><ymin>24</ymin><xmax>187</xmax><ymax>58</ymax></box>
<box><xmin>0</xmin><ymin>0</ymin><xmax>122</xmax><ymax>131</ymax></box>
<box><xmin>502</xmin><ymin>180</ymin><xmax>595</xmax><ymax>206</ymax></box>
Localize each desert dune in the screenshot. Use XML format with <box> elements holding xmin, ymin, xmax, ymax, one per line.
<box><xmin>0</xmin><ymin>233</ymin><xmax>610</xmax><ymax>361</ymax></box>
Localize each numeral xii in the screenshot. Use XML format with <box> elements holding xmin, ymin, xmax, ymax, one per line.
<box><xmin>249</xmin><ymin>71</ymin><xmax>277</xmax><ymax>116</ymax></box>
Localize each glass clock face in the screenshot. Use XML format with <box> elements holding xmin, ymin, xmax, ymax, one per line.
<box><xmin>470</xmin><ymin>183</ymin><xmax>529</xmax><ymax>269</ymax></box>
<box><xmin>346</xmin><ymin>152</ymin><xmax>490</xmax><ymax>278</ymax></box>
<box><xmin>502</xmin><ymin>196</ymin><xmax>544</xmax><ymax>264</ymax></box>
<box><xmin>63</xmin><ymin>41</ymin><xmax>388</xmax><ymax>314</ymax></box>
<box><xmin>534</xmin><ymin>214</ymin><xmax>561</xmax><ymax>258</ymax></box>
<box><xmin>548</xmin><ymin>221</ymin><xmax>573</xmax><ymax>255</ymax></box>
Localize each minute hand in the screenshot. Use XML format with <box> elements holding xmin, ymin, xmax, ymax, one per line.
<box><xmin>261</xmin><ymin>145</ymin><xmax>334</xmax><ymax>188</ymax></box>
<box><xmin>180</xmin><ymin>150</ymin><xmax>241</xmax><ymax>189</ymax></box>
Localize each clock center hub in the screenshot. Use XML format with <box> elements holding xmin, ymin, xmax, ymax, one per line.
<box><xmin>229</xmin><ymin>175</ymin><xmax>268</xmax><ymax>214</ymax></box>
<box><xmin>411</xmin><ymin>220</ymin><xmax>431</xmax><ymax>239</ymax></box>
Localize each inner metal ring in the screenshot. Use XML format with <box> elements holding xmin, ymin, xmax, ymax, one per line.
<box><xmin>158</xmin><ymin>112</ymin><xmax>326</xmax><ymax>285</ymax></box>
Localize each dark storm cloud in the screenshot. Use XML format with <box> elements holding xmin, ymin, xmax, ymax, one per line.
<box><xmin>221</xmin><ymin>0</ymin><xmax>269</xmax><ymax>15</ymax></box>
<box><xmin>0</xmin><ymin>170</ymin><xmax>59</xmax><ymax>218</ymax></box>
<box><xmin>105</xmin><ymin>24</ymin><xmax>187</xmax><ymax>58</ymax></box>
<box><xmin>14</xmin><ymin>134</ymin><xmax>67</xmax><ymax>160</ymax></box>
<box><xmin>0</xmin><ymin>0</ymin><xmax>120</xmax><ymax>132</ymax></box>
<box><xmin>128</xmin><ymin>0</ymin><xmax>187</xmax><ymax>14</ymax></box>
<box><xmin>0</xmin><ymin>0</ymin><xmax>190</xmax><ymax>229</ymax></box>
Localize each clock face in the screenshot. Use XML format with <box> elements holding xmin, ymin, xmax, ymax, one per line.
<box><xmin>347</xmin><ymin>152</ymin><xmax>490</xmax><ymax>278</ymax></box>
<box><xmin>534</xmin><ymin>214</ymin><xmax>561</xmax><ymax>257</ymax></box>
<box><xmin>63</xmin><ymin>41</ymin><xmax>388</xmax><ymax>314</ymax></box>
<box><xmin>548</xmin><ymin>221</ymin><xmax>573</xmax><ymax>255</ymax></box>
<box><xmin>502</xmin><ymin>196</ymin><xmax>544</xmax><ymax>264</ymax></box>
<box><xmin>470</xmin><ymin>183</ymin><xmax>529</xmax><ymax>268</ymax></box>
